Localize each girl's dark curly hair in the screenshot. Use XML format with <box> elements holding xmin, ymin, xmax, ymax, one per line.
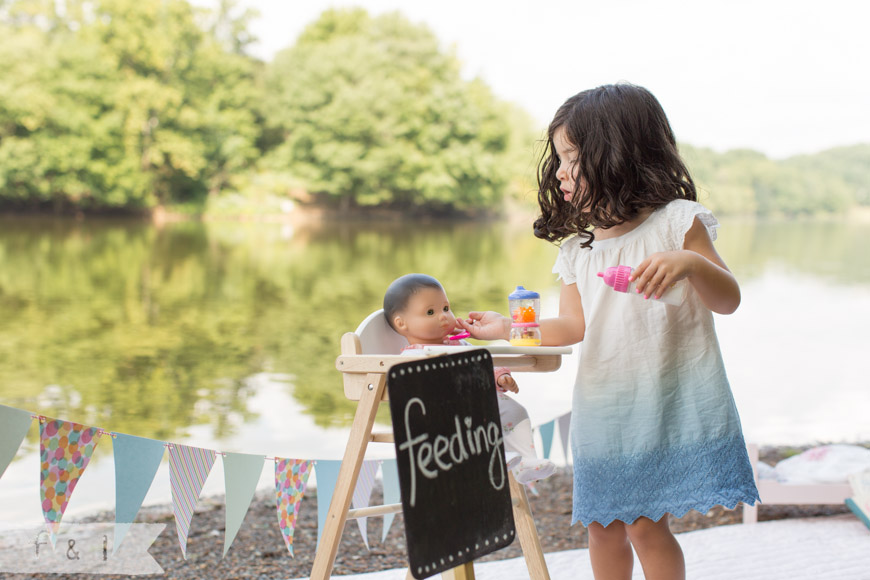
<box><xmin>534</xmin><ymin>83</ymin><xmax>697</xmax><ymax>247</ymax></box>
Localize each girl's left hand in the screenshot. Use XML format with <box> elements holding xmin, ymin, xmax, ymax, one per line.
<box><xmin>630</xmin><ymin>251</ymin><xmax>695</xmax><ymax>300</ymax></box>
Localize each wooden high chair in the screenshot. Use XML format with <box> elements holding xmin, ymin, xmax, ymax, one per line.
<box><xmin>309</xmin><ymin>310</ymin><xmax>570</xmax><ymax>580</ymax></box>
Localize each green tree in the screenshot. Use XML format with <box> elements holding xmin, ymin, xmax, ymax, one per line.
<box><xmin>261</xmin><ymin>8</ymin><xmax>527</xmax><ymax>213</ymax></box>
<box><xmin>783</xmin><ymin>145</ymin><xmax>870</xmax><ymax>207</ymax></box>
<box><xmin>681</xmin><ymin>144</ymin><xmax>863</xmax><ymax>217</ymax></box>
<box><xmin>0</xmin><ymin>0</ymin><xmax>262</xmax><ymax>212</ymax></box>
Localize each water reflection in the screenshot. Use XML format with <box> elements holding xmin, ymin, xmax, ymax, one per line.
<box><xmin>0</xmin><ymin>215</ymin><xmax>868</xmax><ymax>446</ymax></box>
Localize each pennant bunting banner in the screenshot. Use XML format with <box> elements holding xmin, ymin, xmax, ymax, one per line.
<box><xmin>380</xmin><ymin>459</ymin><xmax>401</xmax><ymax>543</ymax></box>
<box><xmin>222</xmin><ymin>452</ymin><xmax>266</xmax><ymax>557</ymax></box>
<box><xmin>314</xmin><ymin>460</ymin><xmax>342</xmax><ymax>547</ymax></box>
<box><xmin>39</xmin><ymin>418</ymin><xmax>102</xmax><ymax>538</ymax></box>
<box><xmin>0</xmin><ymin>402</ymin><xmax>572</xmax><ymax>561</ymax></box>
<box><xmin>0</xmin><ymin>404</ymin><xmax>33</xmax><ymax>480</ymax></box>
<box><xmin>352</xmin><ymin>460</ymin><xmax>380</xmax><ymax>550</ymax></box>
<box><xmin>538</xmin><ymin>419</ymin><xmax>555</xmax><ymax>460</ymax></box>
<box><xmin>168</xmin><ymin>444</ymin><xmax>216</xmax><ymax>559</ymax></box>
<box><xmin>274</xmin><ymin>458</ymin><xmax>312</xmax><ymax>557</ymax></box>
<box><xmin>557</xmin><ymin>412</ymin><xmax>571</xmax><ymax>462</ymax></box>
<box><xmin>113</xmin><ymin>433</ymin><xmax>166</xmax><ymax>553</ymax></box>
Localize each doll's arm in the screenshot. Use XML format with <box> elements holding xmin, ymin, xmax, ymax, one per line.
<box><xmin>493</xmin><ymin>367</ymin><xmax>518</xmax><ymax>393</ymax></box>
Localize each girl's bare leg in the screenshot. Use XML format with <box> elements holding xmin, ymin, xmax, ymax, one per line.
<box><xmin>625</xmin><ymin>516</ymin><xmax>685</xmax><ymax>580</ymax></box>
<box><xmin>587</xmin><ymin>520</ymin><xmax>633</xmax><ymax>580</ymax></box>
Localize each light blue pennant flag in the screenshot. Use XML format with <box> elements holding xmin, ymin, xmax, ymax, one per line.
<box><xmin>113</xmin><ymin>433</ymin><xmax>166</xmax><ymax>553</ymax></box>
<box><xmin>314</xmin><ymin>460</ymin><xmax>342</xmax><ymax>547</ymax></box>
<box><xmin>222</xmin><ymin>452</ymin><xmax>266</xmax><ymax>557</ymax></box>
<box><xmin>557</xmin><ymin>412</ymin><xmax>571</xmax><ymax>462</ymax></box>
<box><xmin>380</xmin><ymin>459</ymin><xmax>401</xmax><ymax>543</ymax></box>
<box><xmin>538</xmin><ymin>419</ymin><xmax>556</xmax><ymax>460</ymax></box>
<box><xmin>0</xmin><ymin>405</ymin><xmax>33</xmax><ymax>480</ymax></box>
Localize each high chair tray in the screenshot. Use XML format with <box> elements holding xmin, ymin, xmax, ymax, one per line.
<box><xmin>420</xmin><ymin>344</ymin><xmax>572</xmax><ymax>356</ymax></box>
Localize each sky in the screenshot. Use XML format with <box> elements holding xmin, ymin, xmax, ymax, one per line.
<box><xmin>231</xmin><ymin>0</ymin><xmax>869</xmax><ymax>159</ymax></box>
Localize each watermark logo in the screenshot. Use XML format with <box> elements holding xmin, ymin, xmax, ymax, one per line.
<box><xmin>0</xmin><ymin>523</ymin><xmax>165</xmax><ymax>575</ymax></box>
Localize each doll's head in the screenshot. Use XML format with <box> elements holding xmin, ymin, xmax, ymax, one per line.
<box><xmin>384</xmin><ymin>274</ymin><xmax>458</xmax><ymax>345</ymax></box>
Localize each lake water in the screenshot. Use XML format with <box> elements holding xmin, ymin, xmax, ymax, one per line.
<box><xmin>1</xmin><ymin>213</ymin><xmax>869</xmax><ymax>526</ymax></box>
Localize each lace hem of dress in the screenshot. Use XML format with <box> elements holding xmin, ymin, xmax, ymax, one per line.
<box><xmin>571</xmin><ymin>434</ymin><xmax>760</xmax><ymax>527</ymax></box>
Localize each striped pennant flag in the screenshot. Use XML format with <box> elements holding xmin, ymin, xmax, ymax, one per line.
<box><xmin>168</xmin><ymin>444</ymin><xmax>216</xmax><ymax>559</ymax></box>
<box><xmin>352</xmin><ymin>460</ymin><xmax>380</xmax><ymax>550</ymax></box>
<box><xmin>39</xmin><ymin>417</ymin><xmax>102</xmax><ymax>541</ymax></box>
<box><xmin>275</xmin><ymin>458</ymin><xmax>312</xmax><ymax>557</ymax></box>
<box><xmin>1</xmin><ymin>405</ymin><xmax>33</xmax><ymax>480</ymax></box>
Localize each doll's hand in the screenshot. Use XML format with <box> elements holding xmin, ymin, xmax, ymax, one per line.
<box><xmin>457</xmin><ymin>311</ymin><xmax>511</xmax><ymax>341</ymax></box>
<box><xmin>496</xmin><ymin>373</ymin><xmax>519</xmax><ymax>393</ymax></box>
<box><xmin>630</xmin><ymin>251</ymin><xmax>694</xmax><ymax>300</ymax></box>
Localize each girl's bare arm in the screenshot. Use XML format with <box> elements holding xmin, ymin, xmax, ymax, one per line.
<box><xmin>460</xmin><ymin>282</ymin><xmax>585</xmax><ymax>346</ymax></box>
<box><xmin>539</xmin><ymin>280</ymin><xmax>585</xmax><ymax>346</ymax></box>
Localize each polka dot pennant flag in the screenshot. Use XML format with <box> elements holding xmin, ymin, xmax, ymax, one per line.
<box><xmin>39</xmin><ymin>417</ymin><xmax>103</xmax><ymax>538</ymax></box>
<box><xmin>168</xmin><ymin>443</ymin><xmax>216</xmax><ymax>559</ymax></box>
<box><xmin>274</xmin><ymin>458</ymin><xmax>312</xmax><ymax>557</ymax></box>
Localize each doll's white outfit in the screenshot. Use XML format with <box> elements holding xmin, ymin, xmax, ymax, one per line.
<box><xmin>553</xmin><ymin>199</ymin><xmax>759</xmax><ymax>526</ymax></box>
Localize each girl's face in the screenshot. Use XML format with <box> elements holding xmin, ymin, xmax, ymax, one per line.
<box><xmin>553</xmin><ymin>127</ymin><xmax>586</xmax><ymax>205</ymax></box>
<box><xmin>392</xmin><ymin>287</ymin><xmax>458</xmax><ymax>345</ymax></box>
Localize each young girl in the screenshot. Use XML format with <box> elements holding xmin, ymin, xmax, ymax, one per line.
<box><xmin>384</xmin><ymin>273</ymin><xmax>555</xmax><ymax>484</ymax></box>
<box><xmin>459</xmin><ymin>83</ymin><xmax>759</xmax><ymax>580</ymax></box>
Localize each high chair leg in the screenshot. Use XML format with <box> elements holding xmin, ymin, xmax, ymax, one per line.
<box><xmin>509</xmin><ymin>472</ymin><xmax>550</xmax><ymax>580</ymax></box>
<box><xmin>441</xmin><ymin>561</ymin><xmax>475</xmax><ymax>579</ymax></box>
<box><xmin>309</xmin><ymin>372</ymin><xmax>387</xmax><ymax>580</ymax></box>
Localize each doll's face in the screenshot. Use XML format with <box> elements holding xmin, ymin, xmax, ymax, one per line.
<box><xmin>392</xmin><ymin>287</ymin><xmax>457</xmax><ymax>345</ymax></box>
<box><xmin>554</xmin><ymin>126</ymin><xmax>587</xmax><ymax>205</ymax></box>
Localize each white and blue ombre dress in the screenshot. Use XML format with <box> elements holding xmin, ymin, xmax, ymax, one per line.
<box><xmin>553</xmin><ymin>200</ymin><xmax>759</xmax><ymax>527</ymax></box>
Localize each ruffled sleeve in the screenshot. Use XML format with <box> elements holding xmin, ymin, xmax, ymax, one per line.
<box><xmin>552</xmin><ymin>237</ymin><xmax>580</xmax><ymax>284</ymax></box>
<box><xmin>665</xmin><ymin>199</ymin><xmax>719</xmax><ymax>249</ymax></box>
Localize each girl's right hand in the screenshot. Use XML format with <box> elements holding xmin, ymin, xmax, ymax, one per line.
<box><xmin>458</xmin><ymin>311</ymin><xmax>511</xmax><ymax>341</ymax></box>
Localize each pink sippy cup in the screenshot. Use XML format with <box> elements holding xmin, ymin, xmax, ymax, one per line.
<box><xmin>597</xmin><ymin>265</ymin><xmax>686</xmax><ymax>306</ymax></box>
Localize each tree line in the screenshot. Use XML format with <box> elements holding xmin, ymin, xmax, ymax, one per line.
<box><xmin>0</xmin><ymin>0</ymin><xmax>866</xmax><ymax>217</ymax></box>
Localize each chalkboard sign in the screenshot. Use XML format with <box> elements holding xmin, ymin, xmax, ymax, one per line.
<box><xmin>387</xmin><ymin>348</ymin><xmax>515</xmax><ymax>579</ymax></box>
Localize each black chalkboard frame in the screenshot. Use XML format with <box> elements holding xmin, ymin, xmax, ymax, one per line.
<box><xmin>387</xmin><ymin>348</ymin><xmax>516</xmax><ymax>579</ymax></box>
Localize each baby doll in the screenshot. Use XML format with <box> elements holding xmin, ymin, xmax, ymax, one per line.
<box><xmin>384</xmin><ymin>273</ymin><xmax>555</xmax><ymax>484</ymax></box>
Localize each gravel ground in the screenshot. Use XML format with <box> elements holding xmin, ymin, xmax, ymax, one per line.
<box><xmin>6</xmin><ymin>444</ymin><xmax>860</xmax><ymax>580</ymax></box>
